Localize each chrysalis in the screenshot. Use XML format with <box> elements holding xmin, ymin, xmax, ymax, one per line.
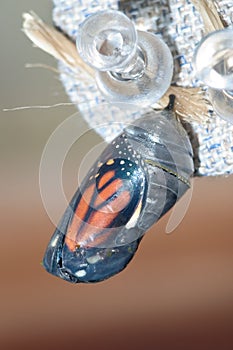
<box><xmin>43</xmin><ymin>101</ymin><xmax>194</xmax><ymax>283</ymax></box>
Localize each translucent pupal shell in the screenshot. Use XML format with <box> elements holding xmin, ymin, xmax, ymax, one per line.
<box><xmin>43</xmin><ymin>108</ymin><xmax>194</xmax><ymax>283</ymax></box>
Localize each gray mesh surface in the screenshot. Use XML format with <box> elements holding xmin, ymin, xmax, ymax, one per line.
<box><xmin>53</xmin><ymin>0</ymin><xmax>233</xmax><ymax>176</ymax></box>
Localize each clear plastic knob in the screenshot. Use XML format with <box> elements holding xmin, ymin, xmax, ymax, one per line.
<box><xmin>76</xmin><ymin>10</ymin><xmax>173</xmax><ymax>107</ymax></box>
<box><xmin>193</xmin><ymin>29</ymin><xmax>233</xmax><ymax>123</ymax></box>
<box><xmin>77</xmin><ymin>10</ymin><xmax>137</xmax><ymax>72</ymax></box>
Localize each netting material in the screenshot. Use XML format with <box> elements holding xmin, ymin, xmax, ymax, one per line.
<box><xmin>53</xmin><ymin>0</ymin><xmax>233</xmax><ymax>176</ymax></box>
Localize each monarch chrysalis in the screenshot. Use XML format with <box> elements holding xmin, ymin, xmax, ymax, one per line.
<box><xmin>43</xmin><ymin>102</ymin><xmax>194</xmax><ymax>283</ymax></box>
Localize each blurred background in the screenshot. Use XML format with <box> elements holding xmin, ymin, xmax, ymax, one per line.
<box><xmin>1</xmin><ymin>1</ymin><xmax>233</xmax><ymax>349</ymax></box>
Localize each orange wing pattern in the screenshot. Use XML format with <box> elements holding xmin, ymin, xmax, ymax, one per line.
<box><xmin>65</xmin><ymin>157</ymin><xmax>147</xmax><ymax>249</ymax></box>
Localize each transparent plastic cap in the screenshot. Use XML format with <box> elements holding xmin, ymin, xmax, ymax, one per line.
<box><xmin>76</xmin><ymin>10</ymin><xmax>137</xmax><ymax>72</ymax></box>
<box><xmin>194</xmin><ymin>29</ymin><xmax>233</xmax><ymax>90</ymax></box>
<box><xmin>76</xmin><ymin>9</ymin><xmax>173</xmax><ymax>106</ymax></box>
<box><xmin>208</xmin><ymin>88</ymin><xmax>233</xmax><ymax>124</ymax></box>
<box><xmin>96</xmin><ymin>31</ymin><xmax>173</xmax><ymax>107</ymax></box>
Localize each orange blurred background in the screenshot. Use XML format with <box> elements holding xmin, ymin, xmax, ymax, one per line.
<box><xmin>1</xmin><ymin>1</ymin><xmax>233</xmax><ymax>349</ymax></box>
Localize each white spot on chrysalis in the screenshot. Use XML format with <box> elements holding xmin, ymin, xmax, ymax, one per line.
<box><xmin>75</xmin><ymin>270</ymin><xmax>86</xmax><ymax>277</ymax></box>
<box><xmin>86</xmin><ymin>254</ymin><xmax>102</xmax><ymax>264</ymax></box>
